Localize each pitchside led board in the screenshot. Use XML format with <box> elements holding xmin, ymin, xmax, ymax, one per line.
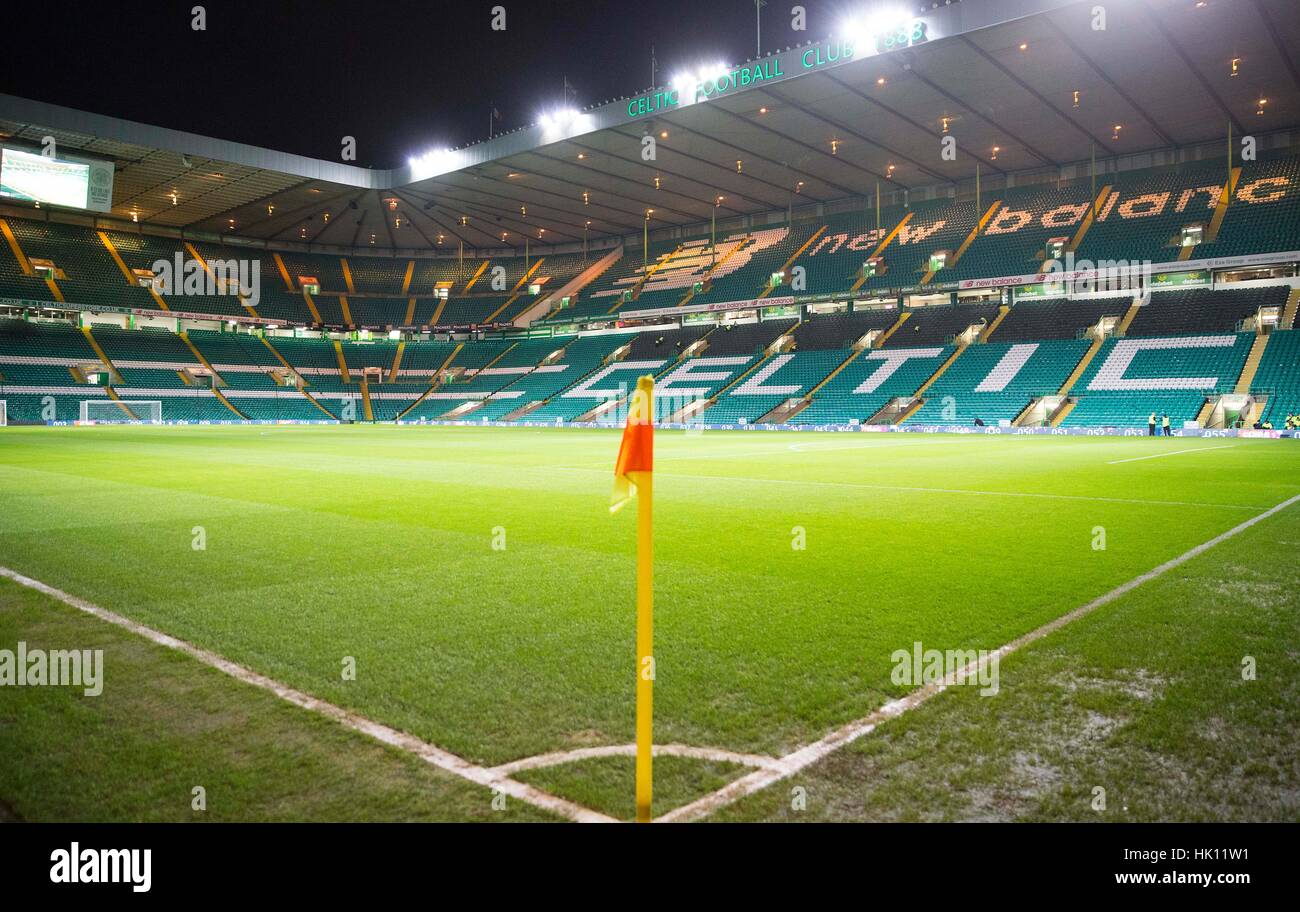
<box><xmin>0</xmin><ymin>145</ymin><xmax>115</xmax><ymax>213</ymax></box>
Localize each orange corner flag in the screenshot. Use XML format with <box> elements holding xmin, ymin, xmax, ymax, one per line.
<box><xmin>610</xmin><ymin>375</ymin><xmax>655</xmax><ymax>513</ymax></box>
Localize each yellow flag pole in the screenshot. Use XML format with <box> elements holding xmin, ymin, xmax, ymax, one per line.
<box><xmin>634</xmin><ymin>374</ymin><xmax>655</xmax><ymax>826</ymax></box>
<box><xmin>634</xmin><ymin>468</ymin><xmax>654</xmax><ymax>822</ymax></box>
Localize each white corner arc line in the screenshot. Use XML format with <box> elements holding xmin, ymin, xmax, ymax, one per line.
<box><xmin>656</xmin><ymin>491</ymin><xmax>1300</xmax><ymax>823</ymax></box>
<box><xmin>1106</xmin><ymin>444</ymin><xmax>1234</xmax><ymax>465</ymax></box>
<box><xmin>0</xmin><ymin>566</ymin><xmax>616</xmax><ymax>825</ymax></box>
<box><xmin>492</xmin><ymin>743</ymin><xmax>780</xmax><ymax>777</ymax></box>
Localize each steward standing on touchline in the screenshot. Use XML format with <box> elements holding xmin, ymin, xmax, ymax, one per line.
<box><xmin>1149</xmin><ymin>412</ymin><xmax>1157</xmax><ymax>436</ymax></box>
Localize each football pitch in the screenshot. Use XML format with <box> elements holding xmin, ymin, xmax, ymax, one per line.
<box><xmin>1</xmin><ymin>425</ymin><xmax>1297</xmax><ymax>822</ymax></box>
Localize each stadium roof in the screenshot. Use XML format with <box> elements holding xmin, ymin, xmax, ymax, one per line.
<box><xmin>2</xmin><ymin>0</ymin><xmax>1298</xmax><ymax>253</ymax></box>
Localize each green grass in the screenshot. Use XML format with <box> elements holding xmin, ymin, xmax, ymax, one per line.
<box><xmin>712</xmin><ymin>500</ymin><xmax>1300</xmax><ymax>822</ymax></box>
<box><xmin>0</xmin><ymin>577</ymin><xmax>555</xmax><ymax>822</ymax></box>
<box><xmin>0</xmin><ymin>424</ymin><xmax>1297</xmax><ymax>821</ymax></box>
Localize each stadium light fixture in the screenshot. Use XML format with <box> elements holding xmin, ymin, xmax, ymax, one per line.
<box><xmin>1018</xmin><ymin>42</ymin><xmax>1028</xmax><ymax>51</ymax></box>
<box><xmin>1257</xmin><ymin>97</ymin><xmax>1267</xmax><ymax>115</ymax></box>
<box><xmin>1230</xmin><ymin>57</ymin><xmax>1240</xmax><ymax>77</ymax></box>
<box><xmin>759</xmin><ymin>106</ymin><xmax>768</xmax><ymax>114</ymax></box>
<box><xmin>408</xmin><ymin>148</ymin><xmax>459</xmax><ymax>180</ymax></box>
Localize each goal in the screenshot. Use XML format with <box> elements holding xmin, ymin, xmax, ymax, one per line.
<box><xmin>0</xmin><ymin>400</ymin><xmax>6</xmax><ymax>427</ymax></box>
<box><xmin>80</xmin><ymin>400</ymin><xmax>163</xmax><ymax>424</ymax></box>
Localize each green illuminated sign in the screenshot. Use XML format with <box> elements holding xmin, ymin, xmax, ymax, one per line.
<box><xmin>624</xmin><ymin>23</ymin><xmax>927</xmax><ymax>121</ymax></box>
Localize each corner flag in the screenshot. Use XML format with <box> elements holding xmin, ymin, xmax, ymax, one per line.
<box><xmin>610</xmin><ymin>375</ymin><xmax>654</xmax><ymax>513</ymax></box>
<box><xmin>611</xmin><ymin>375</ymin><xmax>655</xmax><ymax>822</ymax></box>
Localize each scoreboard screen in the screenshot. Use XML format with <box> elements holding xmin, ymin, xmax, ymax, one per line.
<box><xmin>0</xmin><ymin>145</ymin><xmax>115</xmax><ymax>212</ymax></box>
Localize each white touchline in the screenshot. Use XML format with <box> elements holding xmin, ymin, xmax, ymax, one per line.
<box><xmin>656</xmin><ymin>491</ymin><xmax>1300</xmax><ymax>823</ymax></box>
<box><xmin>1106</xmin><ymin>444</ymin><xmax>1235</xmax><ymax>465</ymax></box>
<box><xmin>0</xmin><ymin>566</ymin><xmax>616</xmax><ymax>825</ymax></box>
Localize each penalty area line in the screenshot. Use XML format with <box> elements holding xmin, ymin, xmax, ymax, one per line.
<box><xmin>0</xmin><ymin>566</ymin><xmax>616</xmax><ymax>824</ymax></box>
<box><xmin>657</xmin><ymin>490</ymin><xmax>1300</xmax><ymax>823</ymax></box>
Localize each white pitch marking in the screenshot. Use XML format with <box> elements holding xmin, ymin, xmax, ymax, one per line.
<box><xmin>0</xmin><ymin>566</ymin><xmax>616</xmax><ymax>824</ymax></box>
<box><xmin>657</xmin><ymin>491</ymin><xmax>1300</xmax><ymax>823</ymax></box>
<box><xmin>1106</xmin><ymin>444</ymin><xmax>1235</xmax><ymax>465</ymax></box>
<box><xmin>492</xmin><ymin>743</ymin><xmax>780</xmax><ymax>777</ymax></box>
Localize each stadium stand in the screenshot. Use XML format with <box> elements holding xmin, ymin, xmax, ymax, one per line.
<box><xmin>1124</xmin><ymin>287</ymin><xmax>1286</xmax><ymax>336</ymax></box>
<box><xmin>793</xmin><ymin>309</ymin><xmax>898</xmax><ymax>349</ymax></box>
<box><xmin>1252</xmin><ymin>329</ymin><xmax>1300</xmax><ymax>426</ymax></box>
<box><xmin>793</xmin><ymin>346</ymin><xmax>954</xmax><ymax>425</ymax></box>
<box><xmin>1061</xmin><ymin>333</ymin><xmax>1256</xmax><ymax>428</ymax></box>
<box><xmin>990</xmin><ymin>295</ymin><xmax>1131</xmax><ymax>342</ymax></box>
<box><xmin>881</xmin><ymin>303</ymin><xmax>1000</xmax><ymax>348</ymax></box>
<box><xmin>908</xmin><ymin>339</ymin><xmax>1092</xmax><ymax>424</ymax></box>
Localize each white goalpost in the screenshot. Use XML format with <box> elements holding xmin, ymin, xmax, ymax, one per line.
<box><xmin>0</xmin><ymin>400</ymin><xmax>6</xmax><ymax>427</ymax></box>
<box><xmin>80</xmin><ymin>400</ymin><xmax>163</xmax><ymax>424</ymax></box>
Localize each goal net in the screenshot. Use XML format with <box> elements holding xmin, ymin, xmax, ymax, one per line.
<box><xmin>0</xmin><ymin>400</ymin><xmax>6</xmax><ymax>427</ymax></box>
<box><xmin>80</xmin><ymin>400</ymin><xmax>163</xmax><ymax>424</ymax></box>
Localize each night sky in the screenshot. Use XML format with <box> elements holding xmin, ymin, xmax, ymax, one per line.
<box><xmin>2</xmin><ymin>0</ymin><xmax>852</xmax><ymax>168</ymax></box>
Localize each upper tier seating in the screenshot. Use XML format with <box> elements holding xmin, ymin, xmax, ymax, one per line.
<box><xmin>1192</xmin><ymin>154</ymin><xmax>1300</xmax><ymax>259</ymax></box>
<box><xmin>1073</xmin><ymin>161</ymin><xmax>1229</xmax><ymax>266</ymax></box>
<box><xmin>952</xmin><ymin>185</ymin><xmax>1097</xmax><ymax>281</ymax></box>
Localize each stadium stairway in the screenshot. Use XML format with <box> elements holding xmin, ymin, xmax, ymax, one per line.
<box><xmin>529</xmin><ymin>247</ymin><xmax>624</xmax><ymax>324</ymax></box>
<box><xmin>80</xmin><ymin>326</ymin><xmax>125</xmax><ymax>384</ymax></box>
<box><xmin>212</xmin><ymin>387</ymin><xmax>248</xmax><ymax>419</ymax></box>
<box><xmin>1115</xmin><ymin>297</ymin><xmax>1143</xmax><ymax>336</ymax></box>
<box><xmin>850</xmin><ymin>212</ymin><xmax>913</xmax><ymax>295</ymax></box>
<box><xmin>921</xmin><ymin>200</ymin><xmax>1000</xmax><ymax>286</ymax></box>
<box><xmin>96</xmin><ymin>230</ymin><xmax>171</xmax><ymax>312</ymax></box>
<box><xmin>1235</xmin><ymin>333</ymin><xmax>1270</xmax><ymax>394</ymax></box>
<box><xmin>333</xmin><ymin>341</ymin><xmax>351</xmax><ymax>382</ymax></box>
<box><xmin>388</xmin><ymin>342</ymin><xmax>406</xmax><ymax>381</ymax></box>
<box><xmin>910</xmin><ymin>344</ymin><xmax>967</xmax><ymax>399</ymax></box>
<box><xmin>1282</xmin><ymin>289</ymin><xmax>1299</xmax><ymax>330</ymax></box>
<box><xmin>979</xmin><ymin>305</ymin><xmax>1011</xmax><ymax>342</ymax></box>
<box><xmin>1196</xmin><ymin>166</ymin><xmax>1243</xmax><ymax>250</ymax></box>
<box><xmin>758</xmin><ymin>227</ymin><xmax>826</xmax><ymax>299</ymax></box>
<box><xmin>875</xmin><ymin>311</ymin><xmax>912</xmax><ymax>347</ymax></box>
<box><xmin>1066</xmin><ymin>186</ymin><xmax>1113</xmax><ymax>253</ymax></box>
<box><xmin>177</xmin><ymin>331</ymin><xmax>226</xmax><ymax>385</ymax></box>
<box><xmin>393</xmin><ymin>343</ymin><xmax>463</xmax><ymax>420</ymax></box>
<box><xmin>360</xmin><ymin>379</ymin><xmax>375</xmax><ymax>421</ymax></box>
<box><xmin>486</xmin><ymin>259</ymin><xmax>544</xmax><ymax>322</ymax></box>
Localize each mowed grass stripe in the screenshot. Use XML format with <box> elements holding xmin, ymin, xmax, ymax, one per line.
<box><xmin>1</xmin><ymin>427</ymin><xmax>1297</xmax><ymax>769</ymax></box>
